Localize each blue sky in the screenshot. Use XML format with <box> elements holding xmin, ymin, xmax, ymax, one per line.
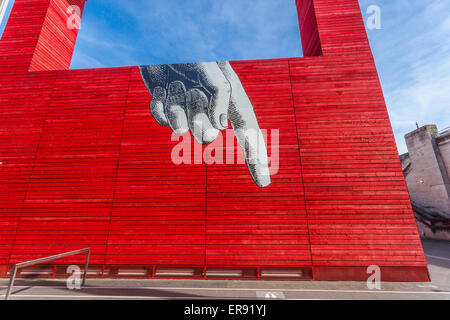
<box><xmin>1</xmin><ymin>0</ymin><xmax>449</xmax><ymax>154</ymax></box>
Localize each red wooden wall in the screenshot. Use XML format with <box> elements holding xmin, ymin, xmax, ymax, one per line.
<box><xmin>0</xmin><ymin>0</ymin><xmax>429</xmax><ymax>281</ymax></box>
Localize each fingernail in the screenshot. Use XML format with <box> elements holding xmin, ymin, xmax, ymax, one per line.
<box><xmin>220</xmin><ymin>113</ymin><xmax>228</xmax><ymax>128</ymax></box>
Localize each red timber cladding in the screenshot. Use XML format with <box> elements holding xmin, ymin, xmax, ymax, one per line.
<box><xmin>106</xmin><ymin>68</ymin><xmax>207</xmax><ymax>267</ymax></box>
<box><xmin>291</xmin><ymin>0</ymin><xmax>427</xmax><ymax>276</ymax></box>
<box><xmin>10</xmin><ymin>67</ymin><xmax>130</xmax><ymax>266</ymax></box>
<box><xmin>0</xmin><ymin>71</ymin><xmax>56</xmax><ymax>265</ymax></box>
<box><xmin>0</xmin><ymin>0</ymin><xmax>429</xmax><ymax>280</ymax></box>
<box><xmin>290</xmin><ymin>55</ymin><xmax>426</xmax><ymax>270</ymax></box>
<box><xmin>29</xmin><ymin>0</ymin><xmax>86</xmax><ymax>71</ymax></box>
<box><xmin>0</xmin><ymin>0</ymin><xmax>85</xmax><ymax>72</ymax></box>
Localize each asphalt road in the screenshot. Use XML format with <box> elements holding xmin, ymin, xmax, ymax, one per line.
<box><xmin>0</xmin><ymin>239</ymin><xmax>448</xmax><ymax>300</ymax></box>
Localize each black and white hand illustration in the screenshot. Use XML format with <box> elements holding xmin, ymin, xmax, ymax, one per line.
<box><xmin>140</xmin><ymin>61</ymin><xmax>271</xmax><ymax>188</ymax></box>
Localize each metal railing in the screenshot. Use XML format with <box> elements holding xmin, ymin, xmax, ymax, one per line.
<box><xmin>4</xmin><ymin>248</ymin><xmax>90</xmax><ymax>300</ymax></box>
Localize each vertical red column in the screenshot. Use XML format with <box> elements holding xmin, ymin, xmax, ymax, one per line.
<box><xmin>0</xmin><ymin>0</ymin><xmax>87</xmax><ymax>72</ymax></box>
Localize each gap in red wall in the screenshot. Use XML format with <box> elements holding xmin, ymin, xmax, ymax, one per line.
<box><xmin>69</xmin><ymin>0</ymin><xmax>303</xmax><ymax>69</ymax></box>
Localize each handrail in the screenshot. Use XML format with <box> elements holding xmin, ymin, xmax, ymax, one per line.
<box><xmin>4</xmin><ymin>248</ymin><xmax>90</xmax><ymax>300</ymax></box>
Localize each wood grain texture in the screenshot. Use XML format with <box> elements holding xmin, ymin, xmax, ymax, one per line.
<box><xmin>0</xmin><ymin>0</ymin><xmax>428</xmax><ymax>281</ymax></box>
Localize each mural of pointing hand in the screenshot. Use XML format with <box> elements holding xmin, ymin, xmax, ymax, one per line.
<box><xmin>140</xmin><ymin>61</ymin><xmax>271</xmax><ymax>188</ymax></box>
